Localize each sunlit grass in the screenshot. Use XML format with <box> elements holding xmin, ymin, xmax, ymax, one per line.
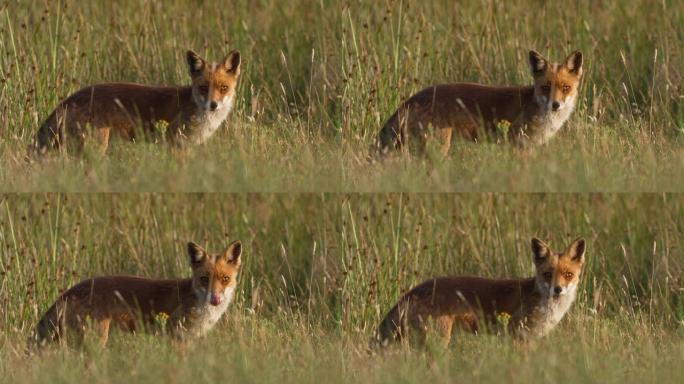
<box><xmin>1</xmin><ymin>0</ymin><xmax>683</xmax><ymax>191</ymax></box>
<box><xmin>1</xmin><ymin>314</ymin><xmax>682</xmax><ymax>384</ymax></box>
<box><xmin>1</xmin><ymin>194</ymin><xmax>683</xmax><ymax>383</ymax></box>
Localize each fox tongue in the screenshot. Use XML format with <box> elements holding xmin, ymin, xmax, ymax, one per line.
<box><xmin>210</xmin><ymin>293</ymin><xmax>221</xmax><ymax>306</ymax></box>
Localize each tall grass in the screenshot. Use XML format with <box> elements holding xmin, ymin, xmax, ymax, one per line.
<box><xmin>1</xmin><ymin>0</ymin><xmax>683</xmax><ymax>191</ymax></box>
<box><xmin>2</xmin><ymin>193</ymin><xmax>683</xmax><ymax>335</ymax></box>
<box><xmin>0</xmin><ymin>193</ymin><xmax>683</xmax><ymax>382</ymax></box>
<box><xmin>1</xmin><ymin>0</ymin><xmax>684</xmax><ymax>381</ymax></box>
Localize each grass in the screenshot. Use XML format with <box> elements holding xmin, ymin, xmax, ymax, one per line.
<box><xmin>1</xmin><ymin>0</ymin><xmax>683</xmax><ymax>191</ymax></box>
<box><xmin>1</xmin><ymin>194</ymin><xmax>683</xmax><ymax>383</ymax></box>
<box><xmin>1</xmin><ymin>317</ymin><xmax>682</xmax><ymax>383</ymax></box>
<box><xmin>1</xmin><ymin>0</ymin><xmax>683</xmax><ymax>382</ymax></box>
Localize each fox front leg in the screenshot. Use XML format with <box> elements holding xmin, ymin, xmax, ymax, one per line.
<box><xmin>165</xmin><ymin>117</ymin><xmax>191</xmax><ymax>147</ymax></box>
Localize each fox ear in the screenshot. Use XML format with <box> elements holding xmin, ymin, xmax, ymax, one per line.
<box><xmin>531</xmin><ymin>237</ymin><xmax>551</xmax><ymax>264</ymax></box>
<box><xmin>186</xmin><ymin>50</ymin><xmax>205</xmax><ymax>75</ymax></box>
<box><xmin>529</xmin><ymin>50</ymin><xmax>547</xmax><ymax>75</ymax></box>
<box><xmin>223</xmin><ymin>240</ymin><xmax>242</xmax><ymax>265</ymax></box>
<box><xmin>222</xmin><ymin>50</ymin><xmax>241</xmax><ymax>76</ymax></box>
<box><xmin>187</xmin><ymin>241</ymin><xmax>207</xmax><ymax>264</ymax></box>
<box><xmin>564</xmin><ymin>50</ymin><xmax>583</xmax><ymax>77</ymax></box>
<box><xmin>566</xmin><ymin>238</ymin><xmax>586</xmax><ymax>264</ymax></box>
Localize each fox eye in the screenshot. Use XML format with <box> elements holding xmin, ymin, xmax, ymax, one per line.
<box><xmin>543</xmin><ymin>272</ymin><xmax>553</xmax><ymax>280</ymax></box>
<box><xmin>199</xmin><ymin>86</ymin><xmax>209</xmax><ymax>94</ymax></box>
<box><xmin>541</xmin><ymin>85</ymin><xmax>551</xmax><ymax>93</ymax></box>
<box><xmin>561</xmin><ymin>85</ymin><xmax>571</xmax><ymax>93</ymax></box>
<box><xmin>221</xmin><ymin>275</ymin><xmax>230</xmax><ymax>284</ymax></box>
<box><xmin>563</xmin><ymin>272</ymin><xmax>574</xmax><ymax>279</ymax></box>
<box><xmin>219</xmin><ymin>85</ymin><xmax>229</xmax><ymax>93</ymax></box>
<box><xmin>200</xmin><ymin>276</ymin><xmax>209</xmax><ymax>286</ymax></box>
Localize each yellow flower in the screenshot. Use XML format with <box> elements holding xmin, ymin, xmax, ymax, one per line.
<box><xmin>155</xmin><ymin>312</ymin><xmax>170</xmax><ymax>326</ymax></box>
<box><xmin>497</xmin><ymin>312</ymin><xmax>511</xmax><ymax>327</ymax></box>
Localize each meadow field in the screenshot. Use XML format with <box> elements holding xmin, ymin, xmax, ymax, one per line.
<box><xmin>1</xmin><ymin>0</ymin><xmax>683</xmax><ymax>383</ymax></box>
<box><xmin>1</xmin><ymin>0</ymin><xmax>683</xmax><ymax>191</ymax></box>
<box><xmin>0</xmin><ymin>193</ymin><xmax>682</xmax><ymax>383</ymax></box>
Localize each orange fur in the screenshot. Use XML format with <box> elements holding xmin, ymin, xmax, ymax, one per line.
<box><xmin>374</xmin><ymin>50</ymin><xmax>583</xmax><ymax>156</ymax></box>
<box><xmin>373</xmin><ymin>237</ymin><xmax>586</xmax><ymax>348</ymax></box>
<box><xmin>33</xmin><ymin>241</ymin><xmax>242</xmax><ymax>346</ymax></box>
<box><xmin>34</xmin><ymin>50</ymin><xmax>241</xmax><ymax>154</ymax></box>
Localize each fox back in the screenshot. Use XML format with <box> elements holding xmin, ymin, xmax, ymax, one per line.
<box><xmin>34</xmin><ymin>240</ymin><xmax>242</xmax><ymax>346</ymax></box>
<box><xmin>374</xmin><ymin>50</ymin><xmax>583</xmax><ymax>157</ymax></box>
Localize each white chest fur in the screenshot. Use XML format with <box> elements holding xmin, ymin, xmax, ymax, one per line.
<box><xmin>528</xmin><ymin>289</ymin><xmax>577</xmax><ymax>337</ymax></box>
<box><xmin>189</xmin><ymin>287</ymin><xmax>235</xmax><ymax>336</ymax></box>
<box><xmin>187</xmin><ymin>97</ymin><xmax>234</xmax><ymax>144</ymax></box>
<box><xmin>529</xmin><ymin>97</ymin><xmax>576</xmax><ymax>145</ymax></box>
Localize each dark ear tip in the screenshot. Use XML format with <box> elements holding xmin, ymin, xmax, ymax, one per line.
<box><xmin>570</xmin><ymin>51</ymin><xmax>583</xmax><ymax>62</ymax></box>
<box><xmin>227</xmin><ymin>50</ymin><xmax>241</xmax><ymax>65</ymax></box>
<box><xmin>531</xmin><ymin>237</ymin><xmax>548</xmax><ymax>261</ymax></box>
<box><xmin>567</xmin><ymin>51</ymin><xmax>583</xmax><ymax>68</ymax></box>
<box><xmin>187</xmin><ymin>241</ymin><xmax>200</xmax><ymax>252</ymax></box>
<box><xmin>529</xmin><ymin>50</ymin><xmax>543</xmax><ymax>58</ymax></box>
<box><xmin>571</xmin><ymin>238</ymin><xmax>586</xmax><ymax>260</ymax></box>
<box><xmin>188</xmin><ymin>241</ymin><xmax>204</xmax><ymax>262</ymax></box>
<box><xmin>529</xmin><ymin>51</ymin><xmax>546</xmax><ymax>72</ymax></box>
<box><xmin>531</xmin><ymin>237</ymin><xmax>548</xmax><ymax>253</ymax></box>
<box><xmin>232</xmin><ymin>240</ymin><xmax>242</xmax><ymax>252</ymax></box>
<box><xmin>226</xmin><ymin>240</ymin><xmax>242</xmax><ymax>261</ymax></box>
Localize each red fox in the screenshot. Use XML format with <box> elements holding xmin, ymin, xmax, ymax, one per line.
<box><xmin>33</xmin><ymin>240</ymin><xmax>242</xmax><ymax>346</ymax></box>
<box><xmin>33</xmin><ymin>50</ymin><xmax>241</xmax><ymax>154</ymax></box>
<box><xmin>374</xmin><ymin>50</ymin><xmax>583</xmax><ymax>156</ymax></box>
<box><xmin>374</xmin><ymin>237</ymin><xmax>586</xmax><ymax>348</ymax></box>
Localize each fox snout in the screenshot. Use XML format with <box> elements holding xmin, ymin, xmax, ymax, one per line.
<box><xmin>552</xmin><ymin>284</ymin><xmax>577</xmax><ymax>299</ymax></box>
<box><xmin>209</xmin><ymin>101</ymin><xmax>218</xmax><ymax>111</ymax></box>
<box><xmin>210</xmin><ymin>293</ymin><xmax>222</xmax><ymax>306</ymax></box>
<box><xmin>549</xmin><ymin>98</ymin><xmax>568</xmax><ymax>112</ymax></box>
<box><xmin>553</xmin><ymin>286</ymin><xmax>562</xmax><ymax>296</ymax></box>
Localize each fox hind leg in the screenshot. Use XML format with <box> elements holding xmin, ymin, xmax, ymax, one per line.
<box><xmin>438</xmin><ymin>127</ymin><xmax>453</xmax><ymax>157</ymax></box>
<box><xmin>433</xmin><ymin>315</ymin><xmax>455</xmax><ymax>348</ymax></box>
<box><xmin>93</xmin><ymin>127</ymin><xmax>111</xmax><ymax>155</ymax></box>
<box><xmin>97</xmin><ymin>318</ymin><xmax>112</xmax><ymax>347</ymax></box>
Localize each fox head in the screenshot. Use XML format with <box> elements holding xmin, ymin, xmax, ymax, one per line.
<box><xmin>528</xmin><ymin>50</ymin><xmax>583</xmax><ymax>115</ymax></box>
<box><xmin>186</xmin><ymin>50</ymin><xmax>241</xmax><ymax>113</ymax></box>
<box><xmin>531</xmin><ymin>237</ymin><xmax>586</xmax><ymax>301</ymax></box>
<box><xmin>187</xmin><ymin>240</ymin><xmax>242</xmax><ymax>307</ymax></box>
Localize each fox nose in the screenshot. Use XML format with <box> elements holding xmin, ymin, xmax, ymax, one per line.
<box><xmin>209</xmin><ymin>101</ymin><xmax>218</xmax><ymax>111</ymax></box>
<box><xmin>210</xmin><ymin>293</ymin><xmax>221</xmax><ymax>306</ymax></box>
<box><xmin>553</xmin><ymin>286</ymin><xmax>562</xmax><ymax>295</ymax></box>
<box><xmin>551</xmin><ymin>101</ymin><xmax>560</xmax><ymax>111</ymax></box>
